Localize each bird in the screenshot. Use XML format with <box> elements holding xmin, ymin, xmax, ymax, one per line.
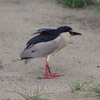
<box><xmin>20</xmin><ymin>26</ymin><xmax>82</xmax><ymax>79</ymax></box>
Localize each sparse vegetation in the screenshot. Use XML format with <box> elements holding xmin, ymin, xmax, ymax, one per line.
<box><xmin>56</xmin><ymin>0</ymin><xmax>94</xmax><ymax>8</ymax></box>
<box><xmin>16</xmin><ymin>85</ymin><xmax>49</xmax><ymax>100</ymax></box>
<box><xmin>10</xmin><ymin>82</ymin><xmax>100</xmax><ymax>100</ymax></box>
<box><xmin>69</xmin><ymin>81</ymin><xmax>92</xmax><ymax>92</ymax></box>
<box><xmin>90</xmin><ymin>84</ymin><xmax>100</xmax><ymax>96</ymax></box>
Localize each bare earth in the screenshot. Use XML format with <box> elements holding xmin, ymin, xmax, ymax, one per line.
<box><xmin>0</xmin><ymin>0</ymin><xmax>100</xmax><ymax>100</ymax></box>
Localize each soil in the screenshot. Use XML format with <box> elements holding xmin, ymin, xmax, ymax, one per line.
<box><xmin>0</xmin><ymin>0</ymin><xmax>100</xmax><ymax>100</ymax></box>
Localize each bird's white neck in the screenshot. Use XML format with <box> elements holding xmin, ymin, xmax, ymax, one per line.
<box><xmin>60</xmin><ymin>32</ymin><xmax>71</xmax><ymax>44</ymax></box>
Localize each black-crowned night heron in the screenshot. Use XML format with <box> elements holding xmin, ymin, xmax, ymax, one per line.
<box><xmin>20</xmin><ymin>26</ymin><xmax>82</xmax><ymax>79</ymax></box>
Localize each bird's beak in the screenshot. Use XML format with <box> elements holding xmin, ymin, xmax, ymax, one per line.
<box><xmin>70</xmin><ymin>32</ymin><xmax>82</xmax><ymax>36</ymax></box>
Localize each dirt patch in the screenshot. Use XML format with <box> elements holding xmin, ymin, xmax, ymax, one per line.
<box><xmin>0</xmin><ymin>0</ymin><xmax>100</xmax><ymax>100</ymax></box>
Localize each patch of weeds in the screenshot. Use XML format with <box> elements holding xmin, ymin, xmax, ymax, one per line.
<box><xmin>15</xmin><ymin>85</ymin><xmax>49</xmax><ymax>100</ymax></box>
<box><xmin>90</xmin><ymin>84</ymin><xmax>100</xmax><ymax>96</ymax></box>
<box><xmin>95</xmin><ymin>5</ymin><xmax>100</xmax><ymax>14</ymax></box>
<box><xmin>69</xmin><ymin>81</ymin><xmax>92</xmax><ymax>93</ymax></box>
<box><xmin>56</xmin><ymin>0</ymin><xmax>93</xmax><ymax>8</ymax></box>
<box><xmin>84</xmin><ymin>84</ymin><xmax>100</xmax><ymax>100</ymax></box>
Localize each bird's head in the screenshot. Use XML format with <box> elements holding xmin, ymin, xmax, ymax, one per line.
<box><xmin>57</xmin><ymin>26</ymin><xmax>72</xmax><ymax>33</ymax></box>
<box><xmin>57</xmin><ymin>26</ymin><xmax>82</xmax><ymax>36</ymax></box>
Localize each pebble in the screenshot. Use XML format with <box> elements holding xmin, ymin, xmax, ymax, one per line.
<box><xmin>97</xmin><ymin>66</ymin><xmax>100</xmax><ymax>68</ymax></box>
<box><xmin>0</xmin><ymin>65</ymin><xmax>3</xmax><ymax>70</ymax></box>
<box><xmin>38</xmin><ymin>77</ymin><xmax>42</xmax><ymax>79</ymax></box>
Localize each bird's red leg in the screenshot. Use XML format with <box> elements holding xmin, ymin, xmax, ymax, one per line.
<box><xmin>45</xmin><ymin>61</ymin><xmax>49</xmax><ymax>76</ymax></box>
<box><xmin>45</xmin><ymin>61</ymin><xmax>51</xmax><ymax>74</ymax></box>
<box><xmin>42</xmin><ymin>61</ymin><xmax>63</xmax><ymax>79</ymax></box>
<box><xmin>42</xmin><ymin>61</ymin><xmax>55</xmax><ymax>79</ymax></box>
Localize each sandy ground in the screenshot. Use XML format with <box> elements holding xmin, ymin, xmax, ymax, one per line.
<box><xmin>0</xmin><ymin>0</ymin><xmax>100</xmax><ymax>100</ymax></box>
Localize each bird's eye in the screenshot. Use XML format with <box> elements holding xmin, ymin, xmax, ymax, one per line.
<box><xmin>69</xmin><ymin>30</ymin><xmax>72</xmax><ymax>33</ymax></box>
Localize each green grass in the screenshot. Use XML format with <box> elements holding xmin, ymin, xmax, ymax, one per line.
<box><xmin>95</xmin><ymin>4</ymin><xmax>100</xmax><ymax>14</ymax></box>
<box><xmin>56</xmin><ymin>0</ymin><xmax>93</xmax><ymax>8</ymax></box>
<box><xmin>69</xmin><ymin>81</ymin><xmax>92</xmax><ymax>92</ymax></box>
<box><xmin>90</xmin><ymin>84</ymin><xmax>100</xmax><ymax>96</ymax></box>
<box><xmin>16</xmin><ymin>85</ymin><xmax>49</xmax><ymax>100</ymax></box>
<box><xmin>84</xmin><ymin>84</ymin><xmax>100</xmax><ymax>100</ymax></box>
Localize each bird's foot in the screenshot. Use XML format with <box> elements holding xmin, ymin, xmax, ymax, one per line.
<box><xmin>49</xmin><ymin>73</ymin><xmax>63</xmax><ymax>77</ymax></box>
<box><xmin>42</xmin><ymin>74</ymin><xmax>63</xmax><ymax>79</ymax></box>
<box><xmin>42</xmin><ymin>76</ymin><xmax>56</xmax><ymax>79</ymax></box>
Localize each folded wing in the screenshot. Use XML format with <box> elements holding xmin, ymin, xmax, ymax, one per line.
<box><xmin>20</xmin><ymin>37</ymin><xmax>61</xmax><ymax>59</ymax></box>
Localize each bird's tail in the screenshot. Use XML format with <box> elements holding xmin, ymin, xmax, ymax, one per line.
<box><xmin>12</xmin><ymin>58</ymin><xmax>31</xmax><ymax>64</ymax></box>
<box><xmin>24</xmin><ymin>59</ymin><xmax>31</xmax><ymax>64</ymax></box>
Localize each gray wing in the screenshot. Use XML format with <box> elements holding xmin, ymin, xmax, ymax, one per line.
<box><xmin>32</xmin><ymin>28</ymin><xmax>56</xmax><ymax>35</ymax></box>
<box><xmin>20</xmin><ymin>34</ymin><xmax>68</xmax><ymax>64</ymax></box>
<box><xmin>20</xmin><ymin>39</ymin><xmax>60</xmax><ymax>59</ymax></box>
